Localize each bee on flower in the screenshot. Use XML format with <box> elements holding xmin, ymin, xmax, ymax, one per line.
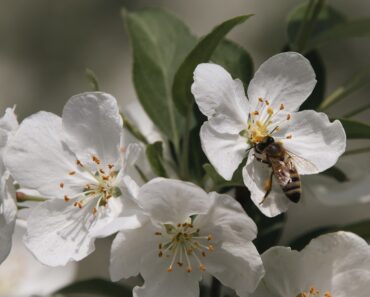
<box><xmin>191</xmin><ymin>52</ymin><xmax>346</xmax><ymax>217</ymax></box>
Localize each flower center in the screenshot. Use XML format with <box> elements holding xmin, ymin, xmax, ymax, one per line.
<box><xmin>60</xmin><ymin>155</ymin><xmax>121</xmax><ymax>214</ymax></box>
<box><xmin>240</xmin><ymin>98</ymin><xmax>292</xmax><ymax>144</ymax></box>
<box><xmin>154</xmin><ymin>219</ymin><xmax>214</xmax><ymax>273</ymax></box>
<box><xmin>296</xmin><ymin>287</ymin><xmax>332</xmax><ymax>297</ymax></box>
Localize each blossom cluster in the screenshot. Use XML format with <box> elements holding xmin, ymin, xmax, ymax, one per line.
<box><xmin>0</xmin><ymin>52</ymin><xmax>369</xmax><ymax>297</ymax></box>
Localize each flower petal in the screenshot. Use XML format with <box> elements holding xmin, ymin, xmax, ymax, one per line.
<box><xmin>275</xmin><ymin>110</ymin><xmax>346</xmax><ymax>174</ymax></box>
<box><xmin>200</xmin><ymin>122</ymin><xmax>249</xmax><ymax>181</ymax></box>
<box><xmin>332</xmin><ymin>270</ymin><xmax>370</xmax><ymax>297</ymax></box>
<box><xmin>136</xmin><ymin>178</ymin><xmax>211</xmax><ymax>225</ymax></box>
<box><xmin>4</xmin><ymin>112</ymin><xmax>91</xmax><ymax>198</ymax></box>
<box><xmin>243</xmin><ymin>152</ymin><xmax>290</xmax><ymax>217</ymax></box>
<box><xmin>24</xmin><ymin>199</ymin><xmax>97</xmax><ymax>266</ymax></box>
<box><xmin>195</xmin><ymin>192</ymin><xmax>264</xmax><ymax>295</ymax></box>
<box><xmin>62</xmin><ymin>92</ymin><xmax>123</xmax><ymax>167</ymax></box>
<box><xmin>247</xmin><ymin>52</ymin><xmax>316</xmax><ymax>112</ymax></box>
<box><xmin>192</xmin><ymin>63</ymin><xmax>249</xmax><ymax>123</ymax></box>
<box><xmin>133</xmin><ymin>250</ymin><xmax>201</xmax><ymax>297</ymax></box>
<box><xmin>0</xmin><ymin>107</ymin><xmax>18</xmax><ymax>133</ymax></box>
<box><xmin>109</xmin><ymin>220</ymin><xmax>156</xmax><ymax>281</ymax></box>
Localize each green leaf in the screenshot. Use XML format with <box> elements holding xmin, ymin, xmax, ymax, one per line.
<box><xmin>299</xmin><ymin>50</ymin><xmax>326</xmax><ymax>110</ymax></box>
<box><xmin>308</xmin><ymin>18</ymin><xmax>370</xmax><ymax>50</ymax></box>
<box><xmin>290</xmin><ymin>220</ymin><xmax>370</xmax><ymax>250</ymax></box>
<box><xmin>172</xmin><ymin>14</ymin><xmax>253</xmax><ymax>116</ymax></box>
<box><xmin>53</xmin><ymin>278</ymin><xmax>131</xmax><ymax>297</ymax></box>
<box><xmin>146</xmin><ymin>141</ymin><xmax>168</xmax><ymax>177</ymax></box>
<box><xmin>123</xmin><ymin>8</ymin><xmax>197</xmax><ymax>146</ymax></box>
<box><xmin>339</xmin><ymin>118</ymin><xmax>370</xmax><ymax>139</ymax></box>
<box><xmin>85</xmin><ymin>68</ymin><xmax>100</xmax><ymax>91</ymax></box>
<box><xmin>287</xmin><ymin>2</ymin><xmax>346</xmax><ymax>51</ymax></box>
<box><xmin>319</xmin><ymin>67</ymin><xmax>370</xmax><ymax>110</ymax></box>
<box><xmin>211</xmin><ymin>39</ymin><xmax>254</xmax><ymax>86</ymax></box>
<box><xmin>203</xmin><ymin>163</ymin><xmax>244</xmax><ymax>191</ymax></box>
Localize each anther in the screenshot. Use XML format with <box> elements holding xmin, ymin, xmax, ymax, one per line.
<box><xmin>76</xmin><ymin>159</ymin><xmax>83</xmax><ymax>167</ymax></box>
<box><xmin>258</xmin><ymin>97</ymin><xmax>263</xmax><ymax>102</ymax></box>
<box><xmin>199</xmin><ymin>264</ymin><xmax>206</xmax><ymax>272</ymax></box>
<box><xmin>108</xmin><ymin>164</ymin><xmax>114</xmax><ymax>169</ymax></box>
<box><xmin>158</xmin><ymin>251</ymin><xmax>163</xmax><ymax>257</ymax></box>
<box><xmin>280</xmin><ymin>104</ymin><xmax>285</xmax><ymax>110</ymax></box>
<box><xmin>92</xmin><ymin>207</ymin><xmax>97</xmax><ymax>215</ymax></box>
<box><xmin>207</xmin><ymin>245</ymin><xmax>214</xmax><ymax>252</ymax></box>
<box><xmin>167</xmin><ymin>267</ymin><xmax>173</xmax><ymax>272</ymax></box>
<box><xmin>267</xmin><ymin>107</ymin><xmax>274</xmax><ymax>115</ymax></box>
<box><xmin>99</xmin><ymin>169</ymin><xmax>105</xmax><ymax>174</ymax></box>
<box><xmin>177</xmin><ymin>262</ymin><xmax>183</xmax><ymax>267</ymax></box>
<box><xmin>286</xmin><ymin>134</ymin><xmax>292</xmax><ymax>139</ymax></box>
<box><xmin>155</xmin><ymin>232</ymin><xmax>162</xmax><ymax>236</ymax></box>
<box><xmin>265</xmin><ymin>100</ymin><xmax>270</xmax><ymax>105</ymax></box>
<box><xmin>252</xmin><ymin>111</ymin><xmax>259</xmax><ymax>116</ymax></box>
<box><xmin>60</xmin><ymin>182</ymin><xmax>64</xmax><ymax>188</ymax></box>
<box><xmin>64</xmin><ymin>195</ymin><xmax>70</xmax><ymax>202</ymax></box>
<box><xmin>187</xmin><ymin>267</ymin><xmax>192</xmax><ymax>273</ymax></box>
<box><xmin>92</xmin><ymin>155</ymin><xmax>100</xmax><ymax>165</ymax></box>
<box><xmin>287</xmin><ymin>114</ymin><xmax>291</xmax><ymax>120</ymax></box>
<box><xmin>201</xmin><ymin>251</ymin><xmax>206</xmax><ymax>257</ymax></box>
<box><xmin>207</xmin><ymin>234</ymin><xmax>213</xmax><ymax>241</ymax></box>
<box><xmin>69</xmin><ymin>171</ymin><xmax>76</xmax><ymax>175</ymax></box>
<box><xmin>324</xmin><ymin>292</ymin><xmax>332</xmax><ymax>297</ymax></box>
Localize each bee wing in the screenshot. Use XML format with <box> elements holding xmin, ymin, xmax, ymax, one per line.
<box><xmin>286</xmin><ymin>150</ymin><xmax>319</xmax><ymax>174</ymax></box>
<box><xmin>270</xmin><ymin>159</ymin><xmax>291</xmax><ymax>186</ymax></box>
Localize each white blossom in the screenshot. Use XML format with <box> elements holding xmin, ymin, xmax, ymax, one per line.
<box><xmin>191</xmin><ymin>52</ymin><xmax>346</xmax><ymax>217</ymax></box>
<box><xmin>4</xmin><ymin>92</ymin><xmax>143</xmax><ymax>266</ymax></box>
<box><xmin>0</xmin><ymin>107</ymin><xmax>18</xmax><ymax>264</ymax></box>
<box><xmin>250</xmin><ymin>231</ymin><xmax>370</xmax><ymax>297</ymax></box>
<box><xmin>110</xmin><ymin>178</ymin><xmax>264</xmax><ymax>297</ymax></box>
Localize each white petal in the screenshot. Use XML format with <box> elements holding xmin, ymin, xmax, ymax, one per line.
<box><xmin>24</xmin><ymin>199</ymin><xmax>97</xmax><ymax>266</ymax></box>
<box><xmin>137</xmin><ymin>178</ymin><xmax>211</xmax><ymax>225</ymax></box>
<box><xmin>62</xmin><ymin>92</ymin><xmax>122</xmax><ymax>167</ymax></box>
<box><xmin>192</xmin><ymin>63</ymin><xmax>249</xmax><ymax>123</ymax></box>
<box><xmin>109</xmin><ymin>220</ymin><xmax>155</xmax><ymax>281</ymax></box>
<box><xmin>332</xmin><ymin>270</ymin><xmax>370</xmax><ymax>297</ymax></box>
<box><xmin>4</xmin><ymin>112</ymin><xmax>91</xmax><ymax>198</ymax></box>
<box><xmin>243</xmin><ymin>152</ymin><xmax>290</xmax><ymax>217</ymax></box>
<box><xmin>276</xmin><ymin>110</ymin><xmax>346</xmax><ymax>174</ymax></box>
<box><xmin>195</xmin><ymin>192</ymin><xmax>264</xmax><ymax>295</ymax></box>
<box><xmin>133</xmin><ymin>250</ymin><xmax>201</xmax><ymax>297</ymax></box>
<box><xmin>247</xmin><ymin>52</ymin><xmax>316</xmax><ymax>112</ymax></box>
<box><xmin>0</xmin><ymin>107</ymin><xmax>18</xmax><ymax>133</ymax></box>
<box><xmin>254</xmin><ymin>232</ymin><xmax>370</xmax><ymax>297</ymax></box>
<box><xmin>200</xmin><ymin>122</ymin><xmax>249</xmax><ymax>181</ymax></box>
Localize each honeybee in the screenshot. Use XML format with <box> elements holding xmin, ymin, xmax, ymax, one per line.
<box><xmin>254</xmin><ymin>136</ymin><xmax>311</xmax><ymax>204</ymax></box>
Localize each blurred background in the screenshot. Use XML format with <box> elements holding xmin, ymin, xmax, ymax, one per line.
<box><xmin>0</xmin><ymin>0</ymin><xmax>369</xmax><ymax>295</ymax></box>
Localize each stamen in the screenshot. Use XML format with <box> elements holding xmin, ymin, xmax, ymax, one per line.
<box><xmin>286</xmin><ymin>134</ymin><xmax>292</xmax><ymax>139</ymax></box>
<box><xmin>69</xmin><ymin>171</ymin><xmax>76</xmax><ymax>176</ymax></box>
<box><xmin>267</xmin><ymin>107</ymin><xmax>274</xmax><ymax>115</ymax></box>
<box><xmin>60</xmin><ymin>182</ymin><xmax>64</xmax><ymax>188</ymax></box>
<box><xmin>76</xmin><ymin>159</ymin><xmax>83</xmax><ymax>167</ymax></box>
<box><xmin>64</xmin><ymin>195</ymin><xmax>70</xmax><ymax>202</ymax></box>
<box><xmin>108</xmin><ymin>164</ymin><xmax>114</xmax><ymax>169</ymax></box>
<box><xmin>265</xmin><ymin>100</ymin><xmax>270</xmax><ymax>105</ymax></box>
<box><xmin>92</xmin><ymin>155</ymin><xmax>100</xmax><ymax>165</ymax></box>
<box><xmin>287</xmin><ymin>114</ymin><xmax>291</xmax><ymax>120</ymax></box>
<box><xmin>258</xmin><ymin>97</ymin><xmax>264</xmax><ymax>102</ymax></box>
<box><xmin>280</xmin><ymin>104</ymin><xmax>285</xmax><ymax>110</ymax></box>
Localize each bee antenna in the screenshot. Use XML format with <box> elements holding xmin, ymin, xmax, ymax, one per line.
<box><xmin>245</xmin><ymin>146</ymin><xmax>254</xmax><ymax>153</ymax></box>
<box><xmin>269</xmin><ymin>126</ymin><xmax>279</xmax><ymax>134</ymax></box>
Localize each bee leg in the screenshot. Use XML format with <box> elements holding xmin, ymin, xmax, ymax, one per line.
<box><xmin>254</xmin><ymin>154</ymin><xmax>269</xmax><ymax>165</ymax></box>
<box><xmin>260</xmin><ymin>171</ymin><xmax>273</xmax><ymax>205</ymax></box>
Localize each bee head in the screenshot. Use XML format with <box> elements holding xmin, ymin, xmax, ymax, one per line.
<box><xmin>255</xmin><ymin>136</ymin><xmax>275</xmax><ymax>152</ymax></box>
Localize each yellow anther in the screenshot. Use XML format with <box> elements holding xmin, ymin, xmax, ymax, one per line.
<box><xmin>267</xmin><ymin>107</ymin><xmax>274</xmax><ymax>115</ymax></box>
<box><xmin>309</xmin><ymin>287</ymin><xmax>319</xmax><ymax>295</ymax></box>
<box><xmin>265</xmin><ymin>100</ymin><xmax>270</xmax><ymax>105</ymax></box>
<box><xmin>207</xmin><ymin>234</ymin><xmax>213</xmax><ymax>241</ymax></box>
<box><xmin>286</xmin><ymin>134</ymin><xmax>292</xmax><ymax>139</ymax></box>
<box><xmin>208</xmin><ymin>245</ymin><xmax>214</xmax><ymax>252</ymax></box>
<box><xmin>60</xmin><ymin>182</ymin><xmax>64</xmax><ymax>188</ymax></box>
<box><xmin>258</xmin><ymin>97</ymin><xmax>264</xmax><ymax>102</ymax></box>
<box><xmin>287</xmin><ymin>114</ymin><xmax>291</xmax><ymax>120</ymax></box>
<box><xmin>199</xmin><ymin>264</ymin><xmax>206</xmax><ymax>272</ymax></box>
<box><xmin>69</xmin><ymin>171</ymin><xmax>76</xmax><ymax>176</ymax></box>
<box><xmin>167</xmin><ymin>267</ymin><xmax>173</xmax><ymax>272</ymax></box>
<box><xmin>92</xmin><ymin>207</ymin><xmax>97</xmax><ymax>215</ymax></box>
<box><xmin>324</xmin><ymin>292</ymin><xmax>332</xmax><ymax>297</ymax></box>
<box><xmin>252</xmin><ymin>111</ymin><xmax>259</xmax><ymax>116</ymax></box>
<box><xmin>64</xmin><ymin>195</ymin><xmax>70</xmax><ymax>202</ymax></box>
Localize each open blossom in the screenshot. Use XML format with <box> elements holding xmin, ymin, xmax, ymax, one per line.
<box><xmin>110</xmin><ymin>178</ymin><xmax>264</xmax><ymax>297</ymax></box>
<box><xmin>0</xmin><ymin>107</ymin><xmax>18</xmax><ymax>264</ymax></box>
<box><xmin>4</xmin><ymin>92</ymin><xmax>143</xmax><ymax>266</ymax></box>
<box><xmin>249</xmin><ymin>231</ymin><xmax>370</xmax><ymax>297</ymax></box>
<box><xmin>191</xmin><ymin>52</ymin><xmax>346</xmax><ymax>217</ymax></box>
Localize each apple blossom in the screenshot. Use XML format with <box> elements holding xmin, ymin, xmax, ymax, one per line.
<box><xmin>250</xmin><ymin>231</ymin><xmax>370</xmax><ymax>297</ymax></box>
<box><xmin>4</xmin><ymin>92</ymin><xmax>143</xmax><ymax>266</ymax></box>
<box><xmin>110</xmin><ymin>178</ymin><xmax>264</xmax><ymax>297</ymax></box>
<box><xmin>191</xmin><ymin>52</ymin><xmax>346</xmax><ymax>217</ymax></box>
<box><xmin>0</xmin><ymin>107</ymin><xmax>18</xmax><ymax>264</ymax></box>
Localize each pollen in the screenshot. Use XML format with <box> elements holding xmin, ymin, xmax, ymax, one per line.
<box><xmin>267</xmin><ymin>107</ymin><xmax>274</xmax><ymax>115</ymax></box>
<box><xmin>258</xmin><ymin>97</ymin><xmax>264</xmax><ymax>102</ymax></box>
<box><xmin>265</xmin><ymin>100</ymin><xmax>270</xmax><ymax>105</ymax></box>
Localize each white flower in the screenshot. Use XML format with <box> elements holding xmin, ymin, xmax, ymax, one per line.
<box><xmin>110</xmin><ymin>178</ymin><xmax>264</xmax><ymax>297</ymax></box>
<box><xmin>0</xmin><ymin>223</ymin><xmax>77</xmax><ymax>297</ymax></box>
<box><xmin>250</xmin><ymin>231</ymin><xmax>370</xmax><ymax>297</ymax></box>
<box><xmin>191</xmin><ymin>52</ymin><xmax>346</xmax><ymax>217</ymax></box>
<box><xmin>0</xmin><ymin>107</ymin><xmax>18</xmax><ymax>264</ymax></box>
<box><xmin>4</xmin><ymin>92</ymin><xmax>143</xmax><ymax>266</ymax></box>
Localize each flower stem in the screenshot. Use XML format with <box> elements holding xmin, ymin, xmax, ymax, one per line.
<box><xmin>180</xmin><ymin>105</ymin><xmax>193</xmax><ymax>180</ymax></box>
<box><xmin>209</xmin><ymin>277</ymin><xmax>222</xmax><ymax>297</ymax></box>
<box><xmin>343</xmin><ymin>102</ymin><xmax>370</xmax><ymax>118</ymax></box>
<box><xmin>344</xmin><ymin>146</ymin><xmax>370</xmax><ymax>156</ymax></box>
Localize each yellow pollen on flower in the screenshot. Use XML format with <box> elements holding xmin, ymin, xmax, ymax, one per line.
<box><xmin>265</xmin><ymin>100</ymin><xmax>270</xmax><ymax>105</ymax></box>
<box><xmin>297</xmin><ymin>287</ymin><xmax>330</xmax><ymax>297</ymax></box>
<box><xmin>61</xmin><ymin>154</ymin><xmax>121</xmax><ymax>215</ymax></box>
<box><xmin>258</xmin><ymin>97</ymin><xmax>264</xmax><ymax>102</ymax></box>
<box><xmin>156</xmin><ymin>220</ymin><xmax>214</xmax><ymax>273</ymax></box>
<box><xmin>267</xmin><ymin>107</ymin><xmax>274</xmax><ymax>115</ymax></box>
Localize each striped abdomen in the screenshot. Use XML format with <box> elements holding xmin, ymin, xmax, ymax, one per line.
<box><xmin>282</xmin><ymin>169</ymin><xmax>301</xmax><ymax>203</ymax></box>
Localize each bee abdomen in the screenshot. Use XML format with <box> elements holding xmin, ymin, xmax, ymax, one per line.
<box><xmin>283</xmin><ymin>173</ymin><xmax>301</xmax><ymax>203</ymax></box>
